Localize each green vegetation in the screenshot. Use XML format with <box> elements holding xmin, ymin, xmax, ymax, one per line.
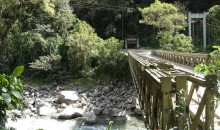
<box><xmin>108</xmin><ymin>121</ymin><xmax>114</xmax><ymax>130</ymax></box>
<box><xmin>195</xmin><ymin>45</ymin><xmax>220</xmax><ymax>75</ymax></box>
<box><xmin>0</xmin><ymin>0</ymin><xmax>218</xmax><ymax>80</ymax></box>
<box><xmin>207</xmin><ymin>5</ymin><xmax>220</xmax><ymax>50</ymax></box>
<box><xmin>96</xmin><ymin>38</ymin><xmax>129</xmax><ymax>80</ymax></box>
<box><xmin>0</xmin><ymin>0</ymin><xmax>219</xmax><ymax>129</ymax></box>
<box><xmin>0</xmin><ymin>0</ymin><xmax>129</xmax><ymax>81</ymax></box>
<box><xmin>0</xmin><ymin>66</ymin><xmax>24</xmax><ymax>127</ymax></box>
<box><xmin>139</xmin><ymin>0</ymin><xmax>193</xmax><ymax>52</ymax></box>
<box><xmin>72</xmin><ymin>78</ymin><xmax>97</xmax><ymax>88</ymax></box>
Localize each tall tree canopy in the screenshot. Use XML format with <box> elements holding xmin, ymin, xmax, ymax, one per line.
<box><xmin>139</xmin><ymin>0</ymin><xmax>193</xmax><ymax>52</ymax></box>
<box><xmin>206</xmin><ymin>5</ymin><xmax>220</xmax><ymax>47</ymax></box>
<box><xmin>0</xmin><ymin>0</ymin><xmax>128</xmax><ymax>80</ymax></box>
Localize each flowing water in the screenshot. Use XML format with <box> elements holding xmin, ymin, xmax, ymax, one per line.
<box><xmin>6</xmin><ymin>115</ymin><xmax>146</xmax><ymax>130</ymax></box>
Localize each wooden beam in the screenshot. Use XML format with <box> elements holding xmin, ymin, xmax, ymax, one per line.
<box><xmin>161</xmin><ymin>77</ymin><xmax>172</xmax><ymax>129</ymax></box>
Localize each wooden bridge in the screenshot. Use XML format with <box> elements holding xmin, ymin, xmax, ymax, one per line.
<box><xmin>128</xmin><ymin>50</ymin><xmax>220</xmax><ymax>130</ymax></box>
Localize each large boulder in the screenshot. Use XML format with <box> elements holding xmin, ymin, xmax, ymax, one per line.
<box><xmin>82</xmin><ymin>111</ymin><xmax>97</xmax><ymax>125</ymax></box>
<box><xmin>58</xmin><ymin>91</ymin><xmax>80</xmax><ymax>105</ymax></box>
<box><xmin>38</xmin><ymin>106</ymin><xmax>57</xmax><ymax>116</ymax></box>
<box><xmin>57</xmin><ymin>107</ymin><xmax>84</xmax><ymax>119</ymax></box>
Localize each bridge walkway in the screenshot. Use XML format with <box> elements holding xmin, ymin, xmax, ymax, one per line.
<box><xmin>128</xmin><ymin>49</ymin><xmax>220</xmax><ymax>130</ymax></box>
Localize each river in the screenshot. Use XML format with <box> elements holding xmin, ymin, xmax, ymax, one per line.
<box><xmin>6</xmin><ymin>115</ymin><xmax>146</xmax><ymax>130</ymax></box>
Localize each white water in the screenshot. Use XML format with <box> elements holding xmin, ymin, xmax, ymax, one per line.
<box><xmin>6</xmin><ymin>116</ymin><xmax>146</xmax><ymax>130</ymax></box>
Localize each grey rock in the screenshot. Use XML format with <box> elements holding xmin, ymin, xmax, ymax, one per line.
<box><xmin>102</xmin><ymin>86</ymin><xmax>110</xmax><ymax>92</ymax></box>
<box><xmin>80</xmin><ymin>99</ymin><xmax>87</xmax><ymax>107</ymax></box>
<box><xmin>109</xmin><ymin>85</ymin><xmax>114</xmax><ymax>89</ymax></box>
<box><xmin>82</xmin><ymin>111</ymin><xmax>97</xmax><ymax>125</ymax></box>
<box><xmin>12</xmin><ymin>110</ymin><xmax>22</xmax><ymax>117</ymax></box>
<box><xmin>31</xmin><ymin>107</ymin><xmax>37</xmax><ymax>112</ymax></box>
<box><xmin>57</xmin><ymin>107</ymin><xmax>83</xmax><ymax>119</ymax></box>
<box><xmin>31</xmin><ymin>93</ymin><xmax>35</xmax><ymax>97</ymax></box>
<box><xmin>24</xmin><ymin>91</ymin><xmax>30</xmax><ymax>96</ymax></box>
<box><xmin>61</xmin><ymin>103</ymin><xmax>67</xmax><ymax>108</ymax></box>
<box><xmin>117</xmin><ymin>82</ymin><xmax>122</xmax><ymax>86</ymax></box>
<box><xmin>134</xmin><ymin>108</ymin><xmax>142</xmax><ymax>115</ymax></box>
<box><xmin>94</xmin><ymin>89</ymin><xmax>101</xmax><ymax>97</ymax></box>
<box><xmin>114</xmin><ymin>88</ymin><xmax>118</xmax><ymax>92</ymax></box>
<box><xmin>92</xmin><ymin>107</ymin><xmax>102</xmax><ymax>115</ymax></box>
<box><xmin>34</xmin><ymin>100</ymin><xmax>45</xmax><ymax>108</ymax></box>
<box><xmin>38</xmin><ymin>106</ymin><xmax>57</xmax><ymax>116</ymax></box>
<box><xmin>58</xmin><ymin>91</ymin><xmax>80</xmax><ymax>105</ymax></box>
<box><xmin>103</xmin><ymin>109</ymin><xmax>110</xmax><ymax>115</ymax></box>
<box><xmin>23</xmin><ymin>109</ymin><xmax>32</xmax><ymax>115</ymax></box>
<box><xmin>127</xmin><ymin>104</ymin><xmax>131</xmax><ymax>110</ymax></box>
<box><xmin>131</xmin><ymin>97</ymin><xmax>137</xmax><ymax>110</ymax></box>
<box><xmin>26</xmin><ymin>98</ymin><xmax>35</xmax><ymax>105</ymax></box>
<box><xmin>96</xmin><ymin>80</ymin><xmax>101</xmax><ymax>85</ymax></box>
<box><xmin>112</xmin><ymin>108</ymin><xmax>120</xmax><ymax>114</ymax></box>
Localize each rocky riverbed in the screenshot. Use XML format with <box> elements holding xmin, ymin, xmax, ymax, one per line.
<box><xmin>5</xmin><ymin>79</ymin><xmax>145</xmax><ymax>130</ymax></box>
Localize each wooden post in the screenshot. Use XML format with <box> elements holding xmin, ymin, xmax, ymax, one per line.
<box><xmin>152</xmin><ymin>84</ymin><xmax>158</xmax><ymax>129</ymax></box>
<box><xmin>161</xmin><ymin>77</ymin><xmax>172</xmax><ymax>129</ymax></box>
<box><xmin>142</xmin><ymin>72</ymin><xmax>147</xmax><ymax>114</ymax></box>
<box><xmin>146</xmin><ymin>75</ymin><xmax>152</xmax><ymax>128</ymax></box>
<box><xmin>176</xmin><ymin>76</ymin><xmax>188</xmax><ymax>130</ymax></box>
<box><xmin>205</xmin><ymin>75</ymin><xmax>217</xmax><ymax>130</ymax></box>
<box><xmin>140</xmin><ymin>65</ymin><xmax>146</xmax><ymax>113</ymax></box>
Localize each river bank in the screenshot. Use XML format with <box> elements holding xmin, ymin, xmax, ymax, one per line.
<box><xmin>5</xmin><ymin>78</ymin><xmax>146</xmax><ymax>130</ymax></box>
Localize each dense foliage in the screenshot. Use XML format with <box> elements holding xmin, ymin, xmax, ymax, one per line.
<box><xmin>71</xmin><ymin>0</ymin><xmax>219</xmax><ymax>49</ymax></box>
<box><xmin>139</xmin><ymin>0</ymin><xmax>193</xmax><ymax>52</ymax></box>
<box><xmin>195</xmin><ymin>45</ymin><xmax>220</xmax><ymax>75</ymax></box>
<box><xmin>0</xmin><ymin>66</ymin><xmax>24</xmax><ymax>127</ymax></box>
<box><xmin>97</xmin><ymin>37</ymin><xmax>129</xmax><ymax>79</ymax></box>
<box><xmin>0</xmin><ymin>0</ymin><xmax>219</xmax><ymax>79</ymax></box>
<box><xmin>206</xmin><ymin>5</ymin><xmax>220</xmax><ymax>49</ymax></box>
<box><xmin>0</xmin><ymin>0</ymin><xmax>129</xmax><ymax>81</ymax></box>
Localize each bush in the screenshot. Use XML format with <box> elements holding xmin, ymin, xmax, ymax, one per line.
<box><xmin>59</xmin><ymin>20</ymin><xmax>105</xmax><ymax>76</ymax></box>
<box><xmin>29</xmin><ymin>53</ymin><xmax>62</xmax><ymax>72</ymax></box>
<box><xmin>96</xmin><ymin>37</ymin><xmax>130</xmax><ymax>80</ymax></box>
<box><xmin>0</xmin><ymin>66</ymin><xmax>24</xmax><ymax>127</ymax></box>
<box><xmin>158</xmin><ymin>31</ymin><xmax>193</xmax><ymax>52</ymax></box>
<box><xmin>195</xmin><ymin>45</ymin><xmax>220</xmax><ymax>74</ymax></box>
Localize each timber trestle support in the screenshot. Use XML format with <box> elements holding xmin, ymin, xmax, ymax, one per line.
<box><xmin>128</xmin><ymin>51</ymin><xmax>218</xmax><ymax>130</ymax></box>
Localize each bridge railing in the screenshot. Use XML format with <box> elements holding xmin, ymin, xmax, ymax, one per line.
<box><xmin>128</xmin><ymin>51</ymin><xmax>218</xmax><ymax>130</ymax></box>
<box><xmin>151</xmin><ymin>50</ymin><xmax>214</xmax><ymax>67</ymax></box>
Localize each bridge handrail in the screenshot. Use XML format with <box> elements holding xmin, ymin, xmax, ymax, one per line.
<box><xmin>151</xmin><ymin>50</ymin><xmax>214</xmax><ymax>67</ymax></box>
<box><xmin>128</xmin><ymin>50</ymin><xmax>218</xmax><ymax>130</ymax></box>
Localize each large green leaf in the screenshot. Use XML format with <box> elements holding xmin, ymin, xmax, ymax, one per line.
<box><xmin>2</xmin><ymin>93</ymin><xmax>11</xmax><ymax>104</ymax></box>
<box><xmin>11</xmin><ymin>90</ymin><xmax>22</xmax><ymax>99</ymax></box>
<box><xmin>11</xmin><ymin>66</ymin><xmax>24</xmax><ymax>78</ymax></box>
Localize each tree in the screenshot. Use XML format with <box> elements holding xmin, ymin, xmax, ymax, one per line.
<box><xmin>0</xmin><ymin>0</ymin><xmax>60</xmax><ymax>70</ymax></box>
<box><xmin>139</xmin><ymin>0</ymin><xmax>193</xmax><ymax>52</ymax></box>
<box><xmin>206</xmin><ymin>5</ymin><xmax>220</xmax><ymax>48</ymax></box>
<box><xmin>70</xmin><ymin>0</ymin><xmax>152</xmax><ymax>40</ymax></box>
<box><xmin>0</xmin><ymin>0</ymin><xmax>129</xmax><ymax>80</ymax></box>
